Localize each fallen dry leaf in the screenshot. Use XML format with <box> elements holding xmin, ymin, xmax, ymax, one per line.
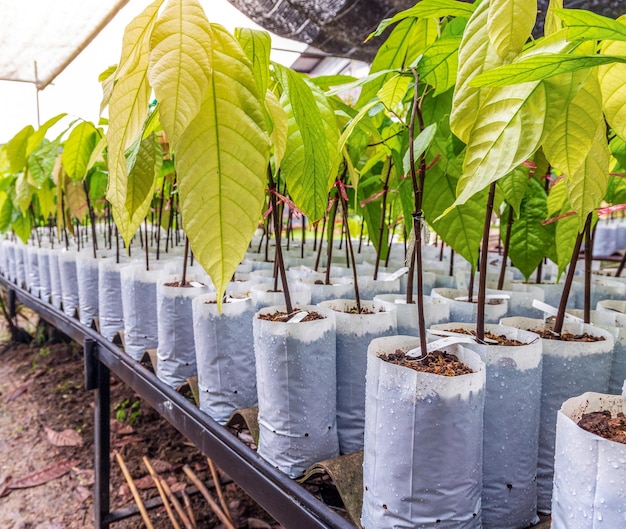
<box><xmin>45</xmin><ymin>427</ymin><xmax>83</xmax><ymax>447</ymax></box>
<box><xmin>0</xmin><ymin>475</ymin><xmax>12</xmax><ymax>497</ymax></box>
<box><xmin>169</xmin><ymin>481</ymin><xmax>186</xmax><ymax>493</ymax></box>
<box><xmin>150</xmin><ymin>459</ymin><xmax>173</xmax><ymax>473</ymax></box>
<box><xmin>133</xmin><ymin>475</ymin><xmax>156</xmax><ymax>490</ymax></box>
<box><xmin>9</xmin><ymin>460</ymin><xmax>77</xmax><ymax>490</ymax></box>
<box><xmin>110</xmin><ymin>420</ymin><xmax>134</xmax><ymax>435</ymax></box>
<box><xmin>112</xmin><ymin>435</ymin><xmax>143</xmax><ymax>448</ymax></box>
<box><xmin>5</xmin><ymin>380</ymin><xmax>33</xmax><ymax>402</ymax></box>
<box><xmin>73</xmin><ymin>485</ymin><xmax>92</xmax><ymax>504</ymax></box>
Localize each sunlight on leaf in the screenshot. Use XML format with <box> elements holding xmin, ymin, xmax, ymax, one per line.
<box><xmin>488</xmin><ymin>0</ymin><xmax>536</xmax><ymax>60</ymax></box>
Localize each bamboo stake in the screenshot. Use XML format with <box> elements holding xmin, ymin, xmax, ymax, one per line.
<box><xmin>151</xmin><ymin>465</ymin><xmax>193</xmax><ymax>529</ymax></box>
<box><xmin>142</xmin><ymin>457</ymin><xmax>182</xmax><ymax>529</ymax></box>
<box><xmin>183</xmin><ymin>465</ymin><xmax>236</xmax><ymax>529</ymax></box>
<box><xmin>207</xmin><ymin>458</ymin><xmax>232</xmax><ymax>524</ymax></box>
<box><xmin>114</xmin><ymin>451</ymin><xmax>155</xmax><ymax>529</ymax></box>
<box><xmin>181</xmin><ymin>491</ymin><xmax>197</xmax><ymax>529</ymax></box>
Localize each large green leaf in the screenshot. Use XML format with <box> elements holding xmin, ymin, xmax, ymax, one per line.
<box><xmin>28</xmin><ymin>139</ymin><xmax>61</xmax><ymax>187</ymax></box>
<box><xmin>37</xmin><ymin>178</ymin><xmax>56</xmax><ymax>219</ymax></box>
<box><xmin>0</xmin><ymin>192</ymin><xmax>13</xmax><ymax>233</ymax></box>
<box><xmin>542</xmin><ymin>70</ymin><xmax>602</xmax><ymax>178</ymax></box>
<box><xmin>368</xmin><ymin>0</ymin><xmax>475</xmax><ymax>41</ymax></box>
<box><xmin>63</xmin><ymin>121</ymin><xmax>99</xmax><ymax>181</ymax></box>
<box><xmin>65</xmin><ymin>178</ymin><xmax>88</xmax><ymax>223</ymax></box>
<box><xmin>555</xmin><ymin>213</ymin><xmax>580</xmax><ymax>278</ymax></box>
<box><xmin>565</xmin><ymin>121</ymin><xmax>610</xmax><ymax>229</ymax></box>
<box><xmin>377</xmin><ymin>74</ymin><xmax>411</xmax><ymax>110</ymax></box>
<box><xmin>454</xmin><ymin>81</ymin><xmax>547</xmax><ymax>206</ymax></box>
<box><xmin>547</xmin><ymin>176</ymin><xmax>568</xmax><ymax>216</ymax></box>
<box><xmin>418</xmin><ymin>36</ymin><xmax>461</xmax><ymax>96</ymax></box>
<box><xmin>450</xmin><ymin>0</ymin><xmax>503</xmax><ymax>143</ymax></box>
<box><xmin>235</xmin><ymin>28</ymin><xmax>271</xmax><ymax>99</ymax></box>
<box><xmin>502</xmin><ymin>178</ymin><xmax>549</xmax><ymax>280</ymax></box>
<box><xmin>27</xmin><ymin>114</ymin><xmax>67</xmax><ymax>155</ymax></box>
<box><xmin>148</xmin><ymin>0</ymin><xmax>212</xmax><ymax>148</ymax></box>
<box><xmin>264</xmin><ymin>90</ymin><xmax>288</xmax><ymax>171</ymax></box>
<box><xmin>554</xmin><ymin>8</ymin><xmax>626</xmax><ymax>43</ymax></box>
<box><xmin>471</xmin><ymin>54</ymin><xmax>626</xmax><ymax>87</ymax></box>
<box><xmin>497</xmin><ymin>163</ymin><xmax>530</xmax><ymax>218</ymax></box>
<box><xmin>423</xmin><ymin>166</ymin><xmax>485</xmax><ymax>268</ymax></box>
<box><xmin>402</xmin><ymin>123</ymin><xmax>437</xmax><ymax>176</ymax></box>
<box><xmin>176</xmin><ymin>23</ymin><xmax>270</xmax><ymax>306</ymax></box>
<box><xmin>12</xmin><ymin>212</ymin><xmax>32</xmax><ymax>244</ymax></box>
<box><xmin>114</xmin><ymin>133</ymin><xmax>162</xmax><ymax>244</ymax></box>
<box><xmin>488</xmin><ymin>0</ymin><xmax>537</xmax><ymax>60</ymax></box>
<box><xmin>15</xmin><ymin>173</ymin><xmax>33</xmax><ymax>214</ymax></box>
<box><xmin>544</xmin><ymin>0</ymin><xmax>563</xmax><ymax>36</ymax></box>
<box><xmin>599</xmin><ymin>30</ymin><xmax>626</xmax><ymax>142</ymax></box>
<box><xmin>5</xmin><ymin>125</ymin><xmax>34</xmax><ymax>174</ymax></box>
<box><xmin>276</xmin><ymin>65</ymin><xmax>336</xmax><ymax>221</ymax></box>
<box><xmin>357</xmin><ymin>18</ymin><xmax>437</xmax><ymax>108</ymax></box>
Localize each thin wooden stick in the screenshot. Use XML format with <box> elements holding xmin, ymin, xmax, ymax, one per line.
<box><xmin>145</xmin><ymin>458</ymin><xmax>193</xmax><ymax>529</ymax></box>
<box><xmin>142</xmin><ymin>457</ymin><xmax>181</xmax><ymax>529</ymax></box>
<box><xmin>183</xmin><ymin>465</ymin><xmax>236</xmax><ymax>529</ymax></box>
<box><xmin>114</xmin><ymin>451</ymin><xmax>155</xmax><ymax>529</ymax></box>
<box><xmin>181</xmin><ymin>490</ymin><xmax>197</xmax><ymax>529</ymax></box>
<box><xmin>207</xmin><ymin>458</ymin><xmax>232</xmax><ymax>524</ymax></box>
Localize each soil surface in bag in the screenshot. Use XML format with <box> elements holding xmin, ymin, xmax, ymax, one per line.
<box><xmin>382</xmin><ymin>350</ymin><xmax>474</xmax><ymax>376</ymax></box>
<box><xmin>535</xmin><ymin>330</ymin><xmax>606</xmax><ymax>342</ymax></box>
<box><xmin>257</xmin><ymin>309</ymin><xmax>325</xmax><ymax>322</ymax></box>
<box><xmin>577</xmin><ymin>410</ymin><xmax>626</xmax><ymax>444</ymax></box>
<box><xmin>164</xmin><ymin>281</ymin><xmax>205</xmax><ymax>288</ymax></box>
<box><xmin>449</xmin><ymin>328</ymin><xmax>526</xmax><ymax>347</ymax></box>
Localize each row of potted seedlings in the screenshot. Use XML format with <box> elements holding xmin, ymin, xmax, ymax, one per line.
<box><xmin>1</xmin><ymin>224</ymin><xmax>625</xmax><ymax>528</ymax></box>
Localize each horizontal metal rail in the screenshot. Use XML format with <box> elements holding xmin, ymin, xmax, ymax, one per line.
<box><xmin>0</xmin><ymin>276</ymin><xmax>355</xmax><ymax>529</ymax></box>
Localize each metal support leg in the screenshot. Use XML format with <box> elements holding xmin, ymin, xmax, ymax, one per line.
<box><xmin>8</xmin><ymin>288</ymin><xmax>16</xmax><ymax>318</ymax></box>
<box><xmin>93</xmin><ymin>346</ymin><xmax>111</xmax><ymax>528</ymax></box>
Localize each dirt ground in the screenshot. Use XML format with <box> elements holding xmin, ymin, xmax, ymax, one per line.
<box><xmin>0</xmin><ymin>312</ymin><xmax>281</xmax><ymax>529</ymax></box>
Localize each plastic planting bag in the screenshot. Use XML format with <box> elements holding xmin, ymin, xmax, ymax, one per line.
<box><xmin>193</xmin><ymin>293</ymin><xmax>257</xmax><ymax>424</ymax></box>
<box><xmin>36</xmin><ymin>248</ymin><xmax>52</xmax><ymax>302</ymax></box>
<box><xmin>253</xmin><ymin>305</ymin><xmax>339</xmax><ymax>479</ymax></box>
<box><xmin>596</xmin><ymin>300</ymin><xmax>626</xmax><ymax>394</ymax></box>
<box><xmin>552</xmin><ymin>392</ymin><xmax>626</xmax><ymax>528</ymax></box>
<box><xmin>431</xmin><ymin>288</ymin><xmax>508</xmax><ymax>323</ymax></box>
<box><xmin>431</xmin><ymin>322</ymin><xmax>542</xmax><ymax>529</ymax></box>
<box><xmin>375</xmin><ymin>294</ymin><xmax>450</xmax><ymax>336</ymax></box>
<box><xmin>120</xmin><ymin>263</ymin><xmax>167</xmax><ymax>360</ymax></box>
<box><xmin>251</xmin><ymin>282</ymin><xmax>312</xmax><ymax>309</ymax></box>
<box><xmin>26</xmin><ymin>246</ymin><xmax>41</xmax><ymax>298</ymax></box>
<box><xmin>48</xmin><ymin>249</ymin><xmax>62</xmax><ymax>309</ymax></box>
<box><xmin>76</xmin><ymin>252</ymin><xmax>99</xmax><ymax>327</ymax></box>
<box><xmin>58</xmin><ymin>249</ymin><xmax>79</xmax><ymax>317</ymax></box>
<box><xmin>156</xmin><ymin>275</ymin><xmax>210</xmax><ymax>388</ymax></box>
<box><xmin>318</xmin><ymin>299</ymin><xmax>397</xmax><ymax>454</ymax></box>
<box><xmin>362</xmin><ymin>335</ymin><xmax>485</xmax><ymax>529</ymax></box>
<box><xmin>500</xmin><ymin>316</ymin><xmax>614</xmax><ymax>514</ymax></box>
<box><xmin>98</xmin><ymin>257</ymin><xmax>126</xmax><ymax>341</ymax></box>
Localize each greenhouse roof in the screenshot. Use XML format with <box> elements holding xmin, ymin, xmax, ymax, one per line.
<box><xmin>0</xmin><ymin>0</ymin><xmax>129</xmax><ymax>89</ymax></box>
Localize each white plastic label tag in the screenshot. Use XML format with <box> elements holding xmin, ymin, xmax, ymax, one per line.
<box><xmin>428</xmin><ymin>328</ymin><xmax>498</xmax><ymax>344</ymax></box>
<box><xmin>288</xmin><ymin>311</ymin><xmax>308</xmax><ymax>323</ymax></box>
<box><xmin>386</xmin><ymin>266</ymin><xmax>409</xmax><ymax>281</ymax></box>
<box><xmin>532</xmin><ymin>299</ymin><xmax>583</xmax><ymax>323</ymax></box>
<box><xmin>189</xmin><ymin>281</ymin><xmax>205</xmax><ymax>288</ymax></box>
<box><xmin>405</xmin><ymin>336</ymin><xmax>474</xmax><ymax>358</ymax></box>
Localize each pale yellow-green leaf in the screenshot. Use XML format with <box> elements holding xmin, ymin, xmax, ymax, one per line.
<box><xmin>547</xmin><ymin>176</ymin><xmax>568</xmax><ymax>216</ymax></box>
<box><xmin>488</xmin><ymin>0</ymin><xmax>536</xmax><ymax>60</ymax></box>
<box><xmin>377</xmin><ymin>74</ymin><xmax>411</xmax><ymax>110</ymax></box>
<box><xmin>599</xmin><ymin>31</ymin><xmax>626</xmax><ymax>142</ymax></box>
<box><xmin>116</xmin><ymin>0</ymin><xmax>165</xmax><ymax>80</ymax></box>
<box><xmin>148</xmin><ymin>0</ymin><xmax>212</xmax><ymax>148</ymax></box>
<box><xmin>343</xmin><ymin>146</ymin><xmax>360</xmax><ymax>192</ymax></box>
<box><xmin>6</xmin><ymin>125</ymin><xmax>34</xmax><ymax>175</ymax></box>
<box><xmin>116</xmin><ymin>133</ymin><xmax>161</xmax><ymax>244</ymax></box>
<box><xmin>65</xmin><ymin>179</ymin><xmax>88</xmax><ymax>223</ymax></box>
<box><xmin>542</xmin><ymin>71</ymin><xmax>602</xmax><ymax>178</ymax></box>
<box><xmin>38</xmin><ymin>178</ymin><xmax>56</xmax><ymax>219</ymax></box>
<box><xmin>99</xmin><ymin>65</ymin><xmax>117</xmax><ymax>114</ymax></box>
<box><xmin>565</xmin><ymin>121</ymin><xmax>610</xmax><ymax>229</ymax></box>
<box><xmin>86</xmin><ymin>136</ymin><xmax>107</xmax><ymax>173</ymax></box>
<box><xmin>544</xmin><ymin>0</ymin><xmax>563</xmax><ymax>36</ymax></box>
<box><xmin>27</xmin><ymin>114</ymin><xmax>67</xmax><ymax>155</ymax></box>
<box><xmin>63</xmin><ymin>121</ymin><xmax>99</xmax><ymax>181</ymax></box>
<box><xmin>454</xmin><ymin>81</ymin><xmax>547</xmax><ymax>206</ymax></box>
<box><xmin>450</xmin><ymin>0</ymin><xmax>504</xmax><ymax>143</ymax></box>
<box><xmin>176</xmin><ymin>23</ymin><xmax>270</xmax><ymax>308</ymax></box>
<box><xmin>264</xmin><ymin>90</ymin><xmax>288</xmax><ymax>171</ymax></box>
<box><xmin>235</xmin><ymin>28</ymin><xmax>271</xmax><ymax>98</ymax></box>
<box><xmin>15</xmin><ymin>173</ymin><xmax>33</xmax><ymax>214</ymax></box>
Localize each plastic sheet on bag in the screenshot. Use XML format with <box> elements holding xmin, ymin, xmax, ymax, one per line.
<box><xmin>362</xmin><ymin>335</ymin><xmax>485</xmax><ymax>529</ymax></box>
<box><xmin>58</xmin><ymin>249</ymin><xmax>79</xmax><ymax>317</ymax></box>
<box><xmin>26</xmin><ymin>246</ymin><xmax>41</xmax><ymax>297</ymax></box>
<box><xmin>36</xmin><ymin>247</ymin><xmax>52</xmax><ymax>301</ymax></box>
<box><xmin>500</xmin><ymin>316</ymin><xmax>614</xmax><ymax>514</ymax></box>
<box><xmin>431</xmin><ymin>288</ymin><xmax>508</xmax><ymax>323</ymax></box>
<box><xmin>552</xmin><ymin>392</ymin><xmax>626</xmax><ymax>529</ymax></box>
<box><xmin>596</xmin><ymin>300</ymin><xmax>626</xmax><ymax>394</ymax></box>
<box><xmin>253</xmin><ymin>304</ymin><xmax>339</xmax><ymax>479</ymax></box>
<box><xmin>76</xmin><ymin>252</ymin><xmax>99</xmax><ymax>327</ymax></box>
<box><xmin>375</xmin><ymin>294</ymin><xmax>450</xmax><ymax>336</ymax></box>
<box><xmin>98</xmin><ymin>257</ymin><xmax>126</xmax><ymax>341</ymax></box>
<box><xmin>192</xmin><ymin>293</ymin><xmax>257</xmax><ymax>425</ymax></box>
<box><xmin>156</xmin><ymin>275</ymin><xmax>209</xmax><ymax>388</ymax></box>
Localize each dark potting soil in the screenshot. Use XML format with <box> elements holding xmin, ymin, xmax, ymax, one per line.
<box><xmin>577</xmin><ymin>410</ymin><xmax>626</xmax><ymax>445</ymax></box>
<box><xmin>449</xmin><ymin>328</ymin><xmax>525</xmax><ymax>347</ymax></box>
<box><xmin>535</xmin><ymin>330</ymin><xmax>606</xmax><ymax>342</ymax></box>
<box><xmin>382</xmin><ymin>349</ymin><xmax>474</xmax><ymax>376</ymax></box>
<box><xmin>257</xmin><ymin>310</ymin><xmax>325</xmax><ymax>322</ymax></box>
<box><xmin>164</xmin><ymin>281</ymin><xmax>205</xmax><ymax>288</ymax></box>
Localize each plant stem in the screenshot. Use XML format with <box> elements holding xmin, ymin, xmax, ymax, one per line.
<box><xmin>385</xmin><ymin>220</ymin><xmax>396</xmax><ymax>268</ymax></box>
<box><xmin>616</xmin><ymin>251</ymin><xmax>626</xmax><ymax>277</ymax></box>
<box><xmin>338</xmin><ymin>180</ymin><xmax>361</xmax><ymax>313</ymax></box>
<box><xmin>358</xmin><ymin>218</ymin><xmax>364</xmax><ymax>254</ymax></box>
<box><xmin>180</xmin><ymin>236</ymin><xmax>189</xmax><ymax>287</ymax></box>
<box><xmin>156</xmin><ymin>191</ymin><xmax>164</xmax><ymax>260</ymax></box>
<box><xmin>584</xmin><ymin>214</ymin><xmax>593</xmax><ymax>323</ymax></box>
<box><xmin>83</xmin><ymin>180</ymin><xmax>98</xmax><ymax>258</ymax></box>
<box><xmin>374</xmin><ymin>162</ymin><xmax>392</xmax><ymax>280</ymax></box>
<box><xmin>324</xmin><ymin>197</ymin><xmax>339</xmax><ymax>285</ymax></box>
<box><xmin>268</xmin><ymin>168</ymin><xmax>293</xmax><ymax>314</ymax></box>
<box><xmin>448</xmin><ymin>248</ymin><xmax>455</xmax><ymax>277</ymax></box>
<box><xmin>497</xmin><ymin>206</ymin><xmax>514</xmax><ymax>290</ymax></box>
<box><xmin>553</xmin><ymin>213</ymin><xmax>592</xmax><ymax>335</ymax></box>
<box><xmin>535</xmin><ymin>260</ymin><xmax>543</xmax><ymax>284</ymax></box>
<box><xmin>301</xmin><ymin>216</ymin><xmax>306</xmax><ymax>259</ymax></box>
<box><xmin>115</xmin><ymin>226</ymin><xmax>120</xmax><ymax>264</ymax></box>
<box><xmin>408</xmin><ymin>68</ymin><xmax>427</xmax><ymax>356</ymax></box>
<box><xmin>406</xmin><ymin>242</ymin><xmax>417</xmax><ymax>304</ymax></box>
<box><xmin>144</xmin><ymin>218</ymin><xmax>150</xmax><ymax>272</ymax></box>
<box><xmin>476</xmin><ymin>182</ymin><xmax>497</xmax><ymax>343</ymax></box>
<box><xmin>314</xmin><ymin>216</ymin><xmax>326</xmax><ymax>271</ymax></box>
